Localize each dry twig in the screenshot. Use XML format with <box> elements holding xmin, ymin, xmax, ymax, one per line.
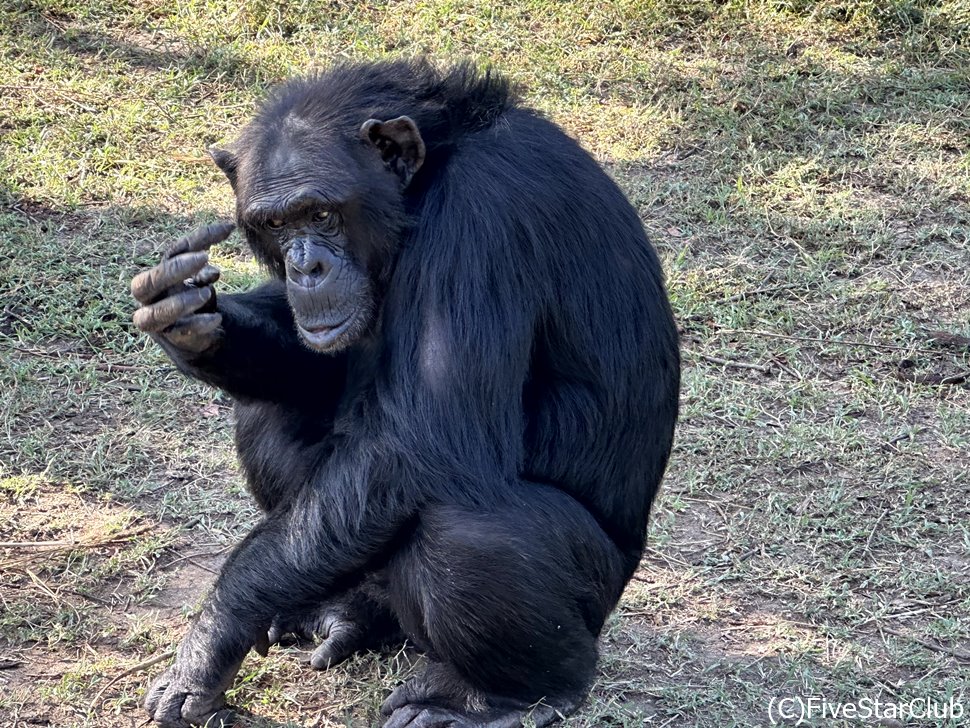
<box><xmin>694</xmin><ymin>352</ymin><xmax>772</xmax><ymax>374</ymax></box>
<box><xmin>88</xmin><ymin>650</ymin><xmax>176</xmax><ymax>712</ymax></box>
<box><xmin>883</xmin><ymin>628</ymin><xmax>970</xmax><ymax>663</ymax></box>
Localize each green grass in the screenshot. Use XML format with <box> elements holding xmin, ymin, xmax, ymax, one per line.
<box><xmin>1</xmin><ymin>1</ymin><xmax>968</xmax><ymax>726</ymax></box>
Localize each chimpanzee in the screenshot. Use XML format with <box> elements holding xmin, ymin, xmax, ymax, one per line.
<box><xmin>131</xmin><ymin>59</ymin><xmax>679</xmax><ymax>728</ymax></box>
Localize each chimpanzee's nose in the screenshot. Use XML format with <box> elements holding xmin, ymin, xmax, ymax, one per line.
<box><xmin>286</xmin><ymin>240</ymin><xmax>337</xmax><ymax>288</ymax></box>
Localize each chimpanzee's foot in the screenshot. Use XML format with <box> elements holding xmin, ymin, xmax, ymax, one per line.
<box><xmin>268</xmin><ymin>605</ymin><xmax>362</xmax><ymax>669</ymax></box>
<box><xmin>381</xmin><ymin>703</ymin><xmax>578</xmax><ymax>728</ymax></box>
<box><xmin>268</xmin><ymin>588</ymin><xmax>403</xmax><ymax>670</ymax></box>
<box><xmin>380</xmin><ymin>664</ymin><xmax>584</xmax><ymax>728</ymax></box>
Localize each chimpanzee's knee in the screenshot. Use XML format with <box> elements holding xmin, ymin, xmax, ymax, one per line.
<box><xmin>388</xmin><ymin>490</ymin><xmax>625</xmax><ymax>701</ymax></box>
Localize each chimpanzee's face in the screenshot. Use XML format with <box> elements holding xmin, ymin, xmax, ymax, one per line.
<box><xmin>209</xmin><ymin>113</ymin><xmax>425</xmax><ymax>353</ymax></box>
<box><xmin>236</xmin><ymin>141</ymin><xmax>380</xmax><ymax>353</ymax></box>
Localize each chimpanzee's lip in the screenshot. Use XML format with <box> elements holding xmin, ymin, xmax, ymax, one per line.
<box><xmin>298</xmin><ymin>316</ymin><xmax>353</xmax><ymax>349</ymax></box>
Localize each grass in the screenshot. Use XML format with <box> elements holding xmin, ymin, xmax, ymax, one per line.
<box><xmin>1</xmin><ymin>1</ymin><xmax>968</xmax><ymax>726</ymax></box>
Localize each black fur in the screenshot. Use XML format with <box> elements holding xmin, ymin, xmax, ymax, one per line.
<box><xmin>144</xmin><ymin>59</ymin><xmax>679</xmax><ymax>728</ymax></box>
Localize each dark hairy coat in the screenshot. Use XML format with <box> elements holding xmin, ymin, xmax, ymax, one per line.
<box><xmin>142</xmin><ymin>59</ymin><xmax>679</xmax><ymax>727</ymax></box>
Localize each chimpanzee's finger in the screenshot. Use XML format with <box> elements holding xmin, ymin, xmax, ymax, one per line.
<box><xmin>267</xmin><ymin>621</ymin><xmax>286</xmax><ymax>646</ymax></box>
<box><xmin>143</xmin><ymin>674</ymin><xmax>171</xmax><ymax>716</ymax></box>
<box><xmin>309</xmin><ymin>624</ymin><xmax>359</xmax><ymax>670</ymax></box>
<box><xmin>163</xmin><ymin>222</ymin><xmax>235</xmax><ymax>259</ymax></box>
<box><xmin>133</xmin><ymin>287</ymin><xmax>213</xmax><ymax>333</ymax></box>
<box><xmin>252</xmin><ymin>631</ymin><xmax>270</xmax><ymax>658</ymax></box>
<box><xmin>131</xmin><ymin>252</ymin><xmax>208</xmax><ymax>304</ymax></box>
<box><xmin>190</xmin><ymin>264</ymin><xmax>221</xmax><ymax>288</ymax></box>
<box><xmin>183</xmin><ymin>704</ymin><xmax>236</xmax><ymax>728</ymax></box>
<box><xmin>164</xmin><ymin>313</ymin><xmax>223</xmax><ymax>352</ymax></box>
<box><xmin>150</xmin><ymin>686</ymin><xmax>190</xmax><ymax>727</ymax></box>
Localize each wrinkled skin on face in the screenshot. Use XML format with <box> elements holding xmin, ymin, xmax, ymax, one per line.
<box><xmin>212</xmin><ymin>114</ymin><xmax>425</xmax><ymax>353</ymax></box>
<box><xmin>261</xmin><ymin>205</ymin><xmax>376</xmax><ymax>353</ymax></box>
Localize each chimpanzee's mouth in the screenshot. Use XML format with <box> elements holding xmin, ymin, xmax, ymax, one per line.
<box><xmin>298</xmin><ymin>315</ymin><xmax>353</xmax><ymax>351</ymax></box>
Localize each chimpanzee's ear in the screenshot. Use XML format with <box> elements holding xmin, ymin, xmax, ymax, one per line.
<box><xmin>359</xmin><ymin>116</ymin><xmax>425</xmax><ymax>188</ymax></box>
<box><xmin>208</xmin><ymin>145</ymin><xmax>239</xmax><ymax>190</ymax></box>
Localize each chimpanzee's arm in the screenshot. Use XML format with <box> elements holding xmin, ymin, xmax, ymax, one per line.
<box><xmin>144</xmin><ymin>442</ymin><xmax>414</xmax><ymax>726</ymax></box>
<box><xmin>131</xmin><ymin>224</ymin><xmax>344</xmax><ymax>404</ymax></box>
<box><xmin>156</xmin><ymin>282</ymin><xmax>346</xmax><ymax>405</ymax></box>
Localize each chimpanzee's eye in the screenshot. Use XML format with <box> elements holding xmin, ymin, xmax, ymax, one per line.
<box><xmin>313</xmin><ymin>210</ymin><xmax>331</xmax><ymax>223</ymax></box>
<box><xmin>266</xmin><ymin>218</ymin><xmax>285</xmax><ymax>230</ymax></box>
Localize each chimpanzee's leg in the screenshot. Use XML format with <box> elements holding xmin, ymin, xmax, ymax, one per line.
<box><xmin>382</xmin><ymin>485</ymin><xmax>626</xmax><ymax>728</ymax></box>
<box><xmin>233</xmin><ymin>402</ymin><xmax>405</xmax><ymax>668</ymax></box>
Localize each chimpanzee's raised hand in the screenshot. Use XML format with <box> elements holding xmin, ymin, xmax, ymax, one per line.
<box><xmin>131</xmin><ymin>223</ymin><xmax>235</xmax><ymax>354</ymax></box>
